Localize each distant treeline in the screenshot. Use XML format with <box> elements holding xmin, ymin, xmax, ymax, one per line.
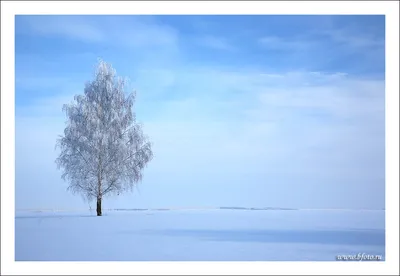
<box><xmin>113</xmin><ymin>208</ymin><xmax>149</xmax><ymax>211</ymax></box>
<box><xmin>113</xmin><ymin>208</ymin><xmax>170</xmax><ymax>211</ymax></box>
<box><xmin>110</xmin><ymin>207</ymin><xmax>298</xmax><ymax>211</ymax></box>
<box><xmin>219</xmin><ymin>207</ymin><xmax>297</xmax><ymax>211</ymax></box>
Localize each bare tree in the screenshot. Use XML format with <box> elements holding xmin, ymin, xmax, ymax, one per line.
<box><xmin>55</xmin><ymin>59</ymin><xmax>153</xmax><ymax>216</ymax></box>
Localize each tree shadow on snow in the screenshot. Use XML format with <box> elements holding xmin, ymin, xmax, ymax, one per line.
<box><xmin>150</xmin><ymin>228</ymin><xmax>385</xmax><ymax>247</ymax></box>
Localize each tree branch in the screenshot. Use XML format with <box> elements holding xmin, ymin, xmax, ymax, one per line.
<box><xmin>101</xmin><ymin>178</ymin><xmax>117</xmax><ymax>196</ymax></box>
<box><xmin>75</xmin><ymin>148</ymin><xmax>97</xmax><ymax>177</ymax></box>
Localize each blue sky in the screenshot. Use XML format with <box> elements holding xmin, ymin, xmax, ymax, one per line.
<box><xmin>15</xmin><ymin>15</ymin><xmax>385</xmax><ymax>210</ymax></box>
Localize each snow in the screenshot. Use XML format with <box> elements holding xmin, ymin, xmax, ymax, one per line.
<box><xmin>15</xmin><ymin>209</ymin><xmax>385</xmax><ymax>261</ymax></box>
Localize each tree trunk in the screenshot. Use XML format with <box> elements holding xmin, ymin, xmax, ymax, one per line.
<box><xmin>96</xmin><ymin>197</ymin><xmax>102</xmax><ymax>216</ymax></box>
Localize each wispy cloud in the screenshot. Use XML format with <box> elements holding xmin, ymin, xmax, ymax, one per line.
<box><xmin>16</xmin><ymin>15</ymin><xmax>179</xmax><ymax>49</ymax></box>
<box><xmin>15</xmin><ymin>76</ymin><xmax>72</xmax><ymax>90</ymax></box>
<box><xmin>259</xmin><ymin>27</ymin><xmax>384</xmax><ymax>52</ymax></box>
<box><xmin>17</xmin><ymin>16</ymin><xmax>104</xmax><ymax>42</ymax></box>
<box><xmin>258</xmin><ymin>36</ymin><xmax>314</xmax><ymax>50</ymax></box>
<box><xmin>310</xmin><ymin>26</ymin><xmax>385</xmax><ymax>52</ymax></box>
<box><xmin>196</xmin><ymin>35</ymin><xmax>236</xmax><ymax>51</ymax></box>
<box><xmin>257</xmin><ymin>23</ymin><xmax>384</xmax><ymax>75</ymax></box>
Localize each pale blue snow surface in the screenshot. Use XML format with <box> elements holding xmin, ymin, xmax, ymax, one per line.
<box><xmin>15</xmin><ymin>209</ymin><xmax>385</xmax><ymax>261</ymax></box>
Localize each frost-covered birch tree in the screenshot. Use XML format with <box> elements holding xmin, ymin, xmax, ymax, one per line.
<box><xmin>56</xmin><ymin>59</ymin><xmax>153</xmax><ymax>216</ymax></box>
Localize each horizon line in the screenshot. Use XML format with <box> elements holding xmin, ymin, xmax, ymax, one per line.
<box><xmin>15</xmin><ymin>207</ymin><xmax>386</xmax><ymax>212</ymax></box>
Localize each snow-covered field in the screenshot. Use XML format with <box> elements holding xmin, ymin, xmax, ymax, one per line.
<box><xmin>15</xmin><ymin>209</ymin><xmax>385</xmax><ymax>261</ymax></box>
